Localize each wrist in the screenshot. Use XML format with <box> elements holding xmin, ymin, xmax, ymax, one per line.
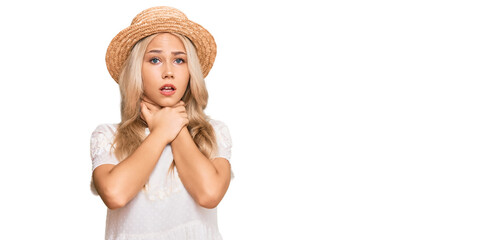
<box><xmin>172</xmin><ymin>127</ymin><xmax>189</xmax><ymax>145</ymax></box>
<box><xmin>149</xmin><ymin>128</ymin><xmax>173</xmax><ymax>145</ymax></box>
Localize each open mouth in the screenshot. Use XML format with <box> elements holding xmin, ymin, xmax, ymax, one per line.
<box><xmin>160</xmin><ymin>84</ymin><xmax>176</xmax><ymax>91</ymax></box>
<box><xmin>160</xmin><ymin>84</ymin><xmax>176</xmax><ymax>96</ymax></box>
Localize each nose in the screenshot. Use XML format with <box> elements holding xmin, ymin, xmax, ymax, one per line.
<box><xmin>163</xmin><ymin>65</ymin><xmax>174</xmax><ymax>79</ymax></box>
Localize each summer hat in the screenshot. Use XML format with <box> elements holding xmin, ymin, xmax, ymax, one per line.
<box><xmin>105</xmin><ymin>6</ymin><xmax>217</xmax><ymax>83</ymax></box>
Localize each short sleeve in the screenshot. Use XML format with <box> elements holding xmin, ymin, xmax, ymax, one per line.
<box><xmin>210</xmin><ymin>119</ymin><xmax>234</xmax><ymax>179</ymax></box>
<box><xmin>89</xmin><ymin>124</ymin><xmax>119</xmax><ymax>195</ymax></box>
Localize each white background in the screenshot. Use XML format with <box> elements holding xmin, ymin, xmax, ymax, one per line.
<box><xmin>1</xmin><ymin>0</ymin><xmax>502</xmax><ymax>239</ymax></box>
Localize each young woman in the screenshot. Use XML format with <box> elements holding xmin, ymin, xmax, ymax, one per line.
<box><xmin>89</xmin><ymin>6</ymin><xmax>233</xmax><ymax>239</ymax></box>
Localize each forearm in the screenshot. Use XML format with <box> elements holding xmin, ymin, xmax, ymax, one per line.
<box><xmin>171</xmin><ymin>127</ymin><xmax>230</xmax><ymax>208</ymax></box>
<box><xmin>99</xmin><ymin>131</ymin><xmax>169</xmax><ymax>206</ymax></box>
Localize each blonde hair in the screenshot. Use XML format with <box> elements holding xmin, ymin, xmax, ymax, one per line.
<box><xmin>112</xmin><ymin>33</ymin><xmax>218</xmax><ymax>176</ymax></box>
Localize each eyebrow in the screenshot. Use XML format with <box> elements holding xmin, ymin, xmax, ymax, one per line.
<box><xmin>146</xmin><ymin>49</ymin><xmax>186</xmax><ymax>55</ymax></box>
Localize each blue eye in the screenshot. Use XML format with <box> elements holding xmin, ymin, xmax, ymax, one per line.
<box><xmin>174</xmin><ymin>58</ymin><xmax>185</xmax><ymax>64</ymax></box>
<box><xmin>150</xmin><ymin>58</ymin><xmax>160</xmax><ymax>64</ymax></box>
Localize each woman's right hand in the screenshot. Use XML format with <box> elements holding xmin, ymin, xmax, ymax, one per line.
<box><xmin>140</xmin><ymin>100</ymin><xmax>189</xmax><ymax>144</ymax></box>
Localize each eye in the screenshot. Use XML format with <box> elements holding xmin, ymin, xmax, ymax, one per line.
<box><xmin>150</xmin><ymin>57</ymin><xmax>161</xmax><ymax>64</ymax></box>
<box><xmin>174</xmin><ymin>58</ymin><xmax>185</xmax><ymax>64</ymax></box>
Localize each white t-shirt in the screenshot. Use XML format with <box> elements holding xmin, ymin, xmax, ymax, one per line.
<box><xmin>89</xmin><ymin>119</ymin><xmax>233</xmax><ymax>240</ymax></box>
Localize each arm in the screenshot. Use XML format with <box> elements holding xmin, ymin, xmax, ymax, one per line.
<box><xmin>93</xmin><ymin>100</ymin><xmax>188</xmax><ymax>209</ymax></box>
<box><xmin>92</xmin><ymin>131</ymin><xmax>170</xmax><ymax>209</ymax></box>
<box><xmin>171</xmin><ymin>126</ymin><xmax>232</xmax><ymax>209</ymax></box>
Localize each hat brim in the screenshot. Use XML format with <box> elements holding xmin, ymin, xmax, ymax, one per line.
<box><xmin>106</xmin><ymin>17</ymin><xmax>216</xmax><ymax>82</ymax></box>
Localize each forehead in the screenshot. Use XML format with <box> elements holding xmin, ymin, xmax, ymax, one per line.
<box><xmin>146</xmin><ymin>33</ymin><xmax>185</xmax><ymax>51</ymax></box>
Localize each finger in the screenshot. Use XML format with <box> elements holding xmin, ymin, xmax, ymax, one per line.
<box><xmin>175</xmin><ymin>105</ymin><xmax>187</xmax><ymax>113</ymax></box>
<box><xmin>172</xmin><ymin>101</ymin><xmax>184</xmax><ymax>108</ymax></box>
<box><xmin>140</xmin><ymin>103</ymin><xmax>151</xmax><ymax>122</ymax></box>
<box><xmin>142</xmin><ymin>96</ymin><xmax>156</xmax><ymax>106</ymax></box>
<box><xmin>141</xmin><ymin>101</ymin><xmax>151</xmax><ymax>111</ymax></box>
<box><xmin>142</xmin><ymin>100</ymin><xmax>161</xmax><ymax>111</ymax></box>
<box><xmin>139</xmin><ymin>109</ymin><xmax>145</xmax><ymax>121</ymax></box>
<box><xmin>175</xmin><ymin>100</ymin><xmax>186</xmax><ymax>107</ymax></box>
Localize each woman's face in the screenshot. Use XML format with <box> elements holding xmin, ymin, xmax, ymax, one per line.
<box><xmin>142</xmin><ymin>33</ymin><xmax>190</xmax><ymax>107</ymax></box>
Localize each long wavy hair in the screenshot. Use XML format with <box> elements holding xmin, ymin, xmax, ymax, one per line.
<box><xmin>112</xmin><ymin>33</ymin><xmax>218</xmax><ymax>176</ymax></box>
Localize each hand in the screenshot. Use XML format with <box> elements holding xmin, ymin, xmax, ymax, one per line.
<box><xmin>140</xmin><ymin>99</ymin><xmax>189</xmax><ymax>144</ymax></box>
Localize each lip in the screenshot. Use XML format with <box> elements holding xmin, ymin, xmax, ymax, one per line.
<box><xmin>160</xmin><ymin>84</ymin><xmax>176</xmax><ymax>96</ymax></box>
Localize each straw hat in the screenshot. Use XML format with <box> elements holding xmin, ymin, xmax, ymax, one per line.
<box><xmin>105</xmin><ymin>6</ymin><xmax>217</xmax><ymax>83</ymax></box>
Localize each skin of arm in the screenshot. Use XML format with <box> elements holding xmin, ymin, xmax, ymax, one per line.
<box><xmin>92</xmin><ymin>101</ymin><xmax>188</xmax><ymax>210</ymax></box>
<box><xmin>92</xmin><ymin>130</ymin><xmax>172</xmax><ymax>210</ymax></box>
<box><xmin>171</xmin><ymin>126</ymin><xmax>232</xmax><ymax>209</ymax></box>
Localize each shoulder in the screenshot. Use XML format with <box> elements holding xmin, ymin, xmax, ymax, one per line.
<box><xmin>209</xmin><ymin>119</ymin><xmax>231</xmax><ymax>135</ymax></box>
<box><xmin>209</xmin><ymin>118</ymin><xmax>232</xmax><ymax>144</ymax></box>
<box><xmin>90</xmin><ymin>123</ymin><xmax>119</xmax><ymax>145</ymax></box>
<box><xmin>92</xmin><ymin>123</ymin><xmax>119</xmax><ymax>136</ymax></box>
<box><xmin>209</xmin><ymin>118</ymin><xmax>227</xmax><ymax>129</ymax></box>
